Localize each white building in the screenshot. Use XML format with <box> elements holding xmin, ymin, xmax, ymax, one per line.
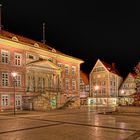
<box><xmin>89</xmin><ymin>59</ymin><xmax>123</xmax><ymax>107</ymax></box>
<box><xmin>119</xmin><ymin>73</ymin><xmax>136</xmax><ymax>105</ymax></box>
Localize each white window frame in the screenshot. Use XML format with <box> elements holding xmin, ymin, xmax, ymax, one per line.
<box><xmin>2</xmin><ymin>72</ymin><xmax>9</xmax><ymax>86</ymax></box>
<box><xmin>72</xmin><ymin>66</ymin><xmax>76</xmax><ymax>75</ymax></box>
<box><xmin>65</xmin><ymin>65</ymin><xmax>69</xmax><ymax>75</ymax></box>
<box><xmin>1</xmin><ymin>95</ymin><xmax>9</xmax><ymax>106</ymax></box>
<box><xmin>14</xmin><ymin>53</ymin><xmax>22</xmax><ymax>66</ymax></box>
<box><xmin>1</xmin><ymin>50</ymin><xmax>9</xmax><ymax>64</ymax></box>
<box><xmin>15</xmin><ymin>74</ymin><xmax>22</xmax><ymax>87</ymax></box>
<box><xmin>15</xmin><ymin>95</ymin><xmax>22</xmax><ymax>106</ymax></box>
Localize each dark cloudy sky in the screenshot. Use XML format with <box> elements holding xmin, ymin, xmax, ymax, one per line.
<box><xmin>0</xmin><ymin>0</ymin><xmax>140</xmax><ymax>77</ymax></box>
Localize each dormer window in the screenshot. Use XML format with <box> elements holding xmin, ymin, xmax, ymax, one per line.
<box><xmin>34</xmin><ymin>43</ymin><xmax>39</xmax><ymax>48</ymax></box>
<box><xmin>48</xmin><ymin>58</ymin><xmax>53</xmax><ymax>62</ymax></box>
<box><xmin>12</xmin><ymin>36</ymin><xmax>19</xmax><ymax>41</ymax></box>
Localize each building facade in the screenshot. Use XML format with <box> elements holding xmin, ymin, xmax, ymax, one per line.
<box><xmin>0</xmin><ymin>30</ymin><xmax>83</xmax><ymax>111</ymax></box>
<box><xmin>89</xmin><ymin>59</ymin><xmax>123</xmax><ymax>107</ymax></box>
<box><xmin>118</xmin><ymin>73</ymin><xmax>136</xmax><ymax>105</ymax></box>
<box><xmin>80</xmin><ymin>71</ymin><xmax>89</xmax><ymax>105</ymax></box>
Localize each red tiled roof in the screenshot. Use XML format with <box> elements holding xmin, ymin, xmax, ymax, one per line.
<box><xmin>80</xmin><ymin>71</ymin><xmax>89</xmax><ymax>85</ymax></box>
<box><xmin>0</xmin><ymin>30</ymin><xmax>52</xmax><ymax>49</ymax></box>
<box><xmin>0</xmin><ymin>30</ymin><xmax>84</xmax><ymax>62</ymax></box>
<box><xmin>101</xmin><ymin>60</ymin><xmax>121</xmax><ymax>76</ymax></box>
<box><xmin>129</xmin><ymin>72</ymin><xmax>136</xmax><ymax>79</ymax></box>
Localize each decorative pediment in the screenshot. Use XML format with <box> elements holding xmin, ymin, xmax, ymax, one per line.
<box><xmin>52</xmin><ymin>48</ymin><xmax>56</xmax><ymax>53</ymax></box>
<box><xmin>12</xmin><ymin>36</ymin><xmax>19</xmax><ymax>41</ymax></box>
<box><xmin>34</xmin><ymin>43</ymin><xmax>39</xmax><ymax>48</ymax></box>
<box><xmin>26</xmin><ymin>59</ymin><xmax>60</xmax><ymax>71</ymax></box>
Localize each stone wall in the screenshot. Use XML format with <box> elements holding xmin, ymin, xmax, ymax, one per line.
<box><xmin>33</xmin><ymin>95</ymin><xmax>51</xmax><ymax>111</ymax></box>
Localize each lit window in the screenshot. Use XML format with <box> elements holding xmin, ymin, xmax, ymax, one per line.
<box><xmin>72</xmin><ymin>66</ymin><xmax>76</xmax><ymax>75</ymax></box>
<box><xmin>1</xmin><ymin>50</ymin><xmax>9</xmax><ymax>64</ymax></box>
<box><xmin>1</xmin><ymin>95</ymin><xmax>9</xmax><ymax>106</ymax></box>
<box><xmin>15</xmin><ymin>95</ymin><xmax>22</xmax><ymax>106</ymax></box>
<box><xmin>72</xmin><ymin>80</ymin><xmax>76</xmax><ymax>90</ymax></box>
<box><xmin>65</xmin><ymin>65</ymin><xmax>69</xmax><ymax>75</ymax></box>
<box><xmin>2</xmin><ymin>72</ymin><xmax>9</xmax><ymax>86</ymax></box>
<box><xmin>15</xmin><ymin>75</ymin><xmax>21</xmax><ymax>87</ymax></box>
<box><xmin>15</xmin><ymin>53</ymin><xmax>22</xmax><ymax>66</ymax></box>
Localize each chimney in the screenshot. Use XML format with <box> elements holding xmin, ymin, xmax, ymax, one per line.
<box><xmin>112</xmin><ymin>63</ymin><xmax>116</xmax><ymax>69</ymax></box>
<box><xmin>42</xmin><ymin>22</ymin><xmax>46</xmax><ymax>44</ymax></box>
<box><xmin>0</xmin><ymin>4</ymin><xmax>2</xmax><ymax>32</ymax></box>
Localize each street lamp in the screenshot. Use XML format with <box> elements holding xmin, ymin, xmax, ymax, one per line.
<box><xmin>11</xmin><ymin>72</ymin><xmax>17</xmax><ymax>115</ymax></box>
<box><xmin>94</xmin><ymin>85</ymin><xmax>99</xmax><ymax>110</ymax></box>
<box><xmin>121</xmin><ymin>89</ymin><xmax>124</xmax><ymax>94</ymax></box>
<box><xmin>121</xmin><ymin>89</ymin><xmax>125</xmax><ymax>105</ymax></box>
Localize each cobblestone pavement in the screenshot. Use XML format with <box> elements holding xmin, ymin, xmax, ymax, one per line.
<box><xmin>0</xmin><ymin>107</ymin><xmax>140</xmax><ymax>140</ymax></box>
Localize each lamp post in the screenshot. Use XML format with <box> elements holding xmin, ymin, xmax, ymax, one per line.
<box><xmin>94</xmin><ymin>85</ymin><xmax>99</xmax><ymax>111</ymax></box>
<box><xmin>11</xmin><ymin>72</ymin><xmax>17</xmax><ymax>116</ymax></box>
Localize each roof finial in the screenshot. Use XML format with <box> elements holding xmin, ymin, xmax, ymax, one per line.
<box><xmin>42</xmin><ymin>22</ymin><xmax>46</xmax><ymax>44</ymax></box>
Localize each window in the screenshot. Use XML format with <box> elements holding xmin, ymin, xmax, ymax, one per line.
<box><xmin>57</xmin><ymin>63</ymin><xmax>62</xmax><ymax>68</ymax></box>
<box><xmin>110</xmin><ymin>88</ymin><xmax>114</xmax><ymax>96</ymax></box>
<box><xmin>1</xmin><ymin>50</ymin><xmax>9</xmax><ymax>64</ymax></box>
<box><xmin>2</xmin><ymin>72</ymin><xmax>9</xmax><ymax>86</ymax></box>
<box><xmin>114</xmin><ymin>82</ymin><xmax>115</xmax><ymax>86</ymax></box>
<box><xmin>65</xmin><ymin>65</ymin><xmax>69</xmax><ymax>75</ymax></box>
<box><xmin>1</xmin><ymin>95</ymin><xmax>9</xmax><ymax>106</ymax></box>
<box><xmin>102</xmin><ymin>88</ymin><xmax>106</xmax><ymax>94</ymax></box>
<box><xmin>15</xmin><ymin>53</ymin><xmax>22</xmax><ymax>66</ymax></box>
<box><xmin>72</xmin><ymin>66</ymin><xmax>76</xmax><ymax>75</ymax></box>
<box><xmin>48</xmin><ymin>58</ymin><xmax>53</xmax><ymax>62</ymax></box>
<box><xmin>93</xmin><ymin>67</ymin><xmax>105</xmax><ymax>72</ymax></box>
<box><xmin>28</xmin><ymin>54</ymin><xmax>34</xmax><ymax>59</ymax></box>
<box><xmin>15</xmin><ymin>95</ymin><xmax>22</xmax><ymax>106</ymax></box>
<box><xmin>15</xmin><ymin>75</ymin><xmax>21</xmax><ymax>87</ymax></box>
<box><xmin>102</xmin><ymin>81</ymin><xmax>106</xmax><ymax>86</ymax></box>
<box><xmin>72</xmin><ymin>80</ymin><xmax>76</xmax><ymax>90</ymax></box>
<box><xmin>65</xmin><ymin>79</ymin><xmax>70</xmax><ymax>90</ymax></box>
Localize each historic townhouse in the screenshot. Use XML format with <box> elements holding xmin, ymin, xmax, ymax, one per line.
<box><xmin>0</xmin><ymin>30</ymin><xmax>83</xmax><ymax>111</ymax></box>
<box><xmin>118</xmin><ymin>73</ymin><xmax>136</xmax><ymax>105</ymax></box>
<box><xmin>80</xmin><ymin>71</ymin><xmax>89</xmax><ymax>105</ymax></box>
<box><xmin>89</xmin><ymin>59</ymin><xmax>123</xmax><ymax>107</ymax></box>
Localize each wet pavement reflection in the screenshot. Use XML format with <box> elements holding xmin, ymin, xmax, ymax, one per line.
<box><xmin>0</xmin><ymin>107</ymin><xmax>140</xmax><ymax>140</ymax></box>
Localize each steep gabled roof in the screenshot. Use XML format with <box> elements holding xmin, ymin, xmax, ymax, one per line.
<box><xmin>119</xmin><ymin>72</ymin><xmax>136</xmax><ymax>89</ymax></box>
<box><xmin>80</xmin><ymin>71</ymin><xmax>89</xmax><ymax>85</ymax></box>
<box><xmin>101</xmin><ymin>60</ymin><xmax>121</xmax><ymax>76</ymax></box>
<box><xmin>129</xmin><ymin>72</ymin><xmax>136</xmax><ymax>79</ymax></box>
<box><xmin>90</xmin><ymin>59</ymin><xmax>122</xmax><ymax>77</ymax></box>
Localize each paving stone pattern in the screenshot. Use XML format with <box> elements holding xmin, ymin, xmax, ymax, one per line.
<box><xmin>0</xmin><ymin>108</ymin><xmax>140</xmax><ymax>140</ymax></box>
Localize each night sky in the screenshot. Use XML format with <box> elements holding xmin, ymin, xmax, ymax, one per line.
<box><xmin>1</xmin><ymin>1</ymin><xmax>140</xmax><ymax>78</ymax></box>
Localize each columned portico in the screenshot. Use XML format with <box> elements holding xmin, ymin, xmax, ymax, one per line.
<box><xmin>23</xmin><ymin>59</ymin><xmax>62</xmax><ymax>110</ymax></box>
